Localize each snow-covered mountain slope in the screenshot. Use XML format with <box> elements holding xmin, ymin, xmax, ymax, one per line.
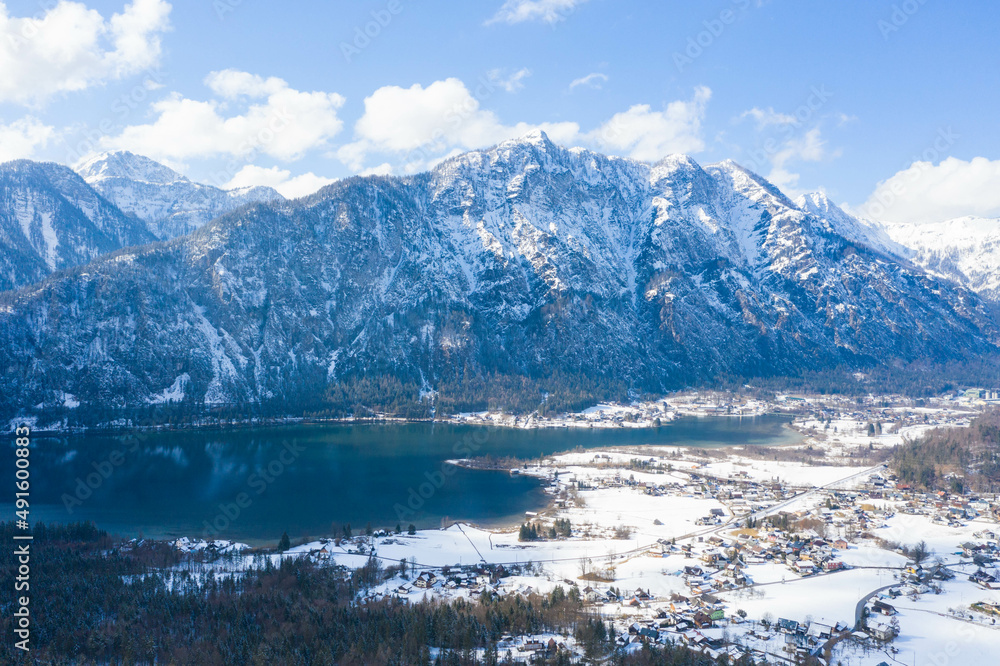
<box><xmin>1</xmin><ymin>132</ymin><xmax>997</xmax><ymax>413</ymax></box>
<box><xmin>0</xmin><ymin>160</ymin><xmax>156</xmax><ymax>292</ymax></box>
<box><xmin>794</xmin><ymin>192</ymin><xmax>907</xmax><ymax>259</ymax></box>
<box><xmin>795</xmin><ymin>193</ymin><xmax>1000</xmax><ymax>303</ymax></box>
<box><xmin>77</xmin><ymin>151</ymin><xmax>284</xmax><ymax>240</ymax></box>
<box><xmin>884</xmin><ymin>217</ymin><xmax>1000</xmax><ymax>301</ymax></box>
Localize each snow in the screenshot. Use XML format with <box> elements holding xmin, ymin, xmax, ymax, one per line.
<box><xmin>148</xmin><ymin>373</ymin><xmax>190</xmax><ymax>404</ymax></box>
<box><xmin>191</xmin><ymin>304</ymin><xmax>246</xmax><ymax>404</ymax></box>
<box><xmin>885</xmin><ymin>216</ymin><xmax>1000</xmax><ymax>299</ymax></box>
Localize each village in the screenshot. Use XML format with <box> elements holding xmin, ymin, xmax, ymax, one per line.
<box><xmin>446</xmin><ymin>385</ymin><xmax>1000</xmax><ymax>431</ymax></box>
<box><xmin>172</xmin><ymin>395</ymin><xmax>1000</xmax><ymax>664</ymax></box>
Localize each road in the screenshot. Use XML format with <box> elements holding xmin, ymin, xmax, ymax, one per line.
<box><xmin>854</xmin><ymin>583</ymin><xmax>898</xmax><ymax>629</ymax></box>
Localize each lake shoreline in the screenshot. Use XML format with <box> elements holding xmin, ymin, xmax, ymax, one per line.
<box><xmin>5</xmin><ymin>416</ymin><xmax>802</xmax><ymax>545</ymax></box>
<box><xmin>8</xmin><ymin>392</ymin><xmax>787</xmax><ymax>434</ymax></box>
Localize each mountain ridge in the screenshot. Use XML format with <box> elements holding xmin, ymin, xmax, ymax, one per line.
<box><xmin>0</xmin><ymin>159</ymin><xmax>156</xmax><ymax>292</ymax></box>
<box><xmin>76</xmin><ymin>151</ymin><xmax>285</xmax><ymax>240</ymax></box>
<box><xmin>2</xmin><ymin>133</ymin><xmax>997</xmax><ymax>418</ymax></box>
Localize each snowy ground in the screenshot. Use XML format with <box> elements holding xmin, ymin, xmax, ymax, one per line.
<box><xmin>158</xmin><ymin>399</ymin><xmax>999</xmax><ymax>664</ymax></box>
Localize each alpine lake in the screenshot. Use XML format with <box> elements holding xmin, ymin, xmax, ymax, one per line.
<box><xmin>4</xmin><ymin>415</ymin><xmax>800</xmax><ymax>545</ymax></box>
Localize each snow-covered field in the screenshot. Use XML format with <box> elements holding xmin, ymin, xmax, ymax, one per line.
<box><xmin>158</xmin><ymin>399</ymin><xmax>1000</xmax><ymax>663</ymax></box>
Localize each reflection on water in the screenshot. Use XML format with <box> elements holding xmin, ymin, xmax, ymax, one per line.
<box><xmin>2</xmin><ymin>416</ymin><xmax>798</xmax><ymax>544</ymax></box>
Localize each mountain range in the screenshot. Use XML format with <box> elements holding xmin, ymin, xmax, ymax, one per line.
<box><xmin>1</xmin><ymin>133</ymin><xmax>998</xmax><ymax>417</ymax></box>
<box><xmin>77</xmin><ymin>151</ymin><xmax>284</xmax><ymax>241</ymax></box>
<box><xmin>0</xmin><ymin>160</ymin><xmax>155</xmax><ymax>292</ymax></box>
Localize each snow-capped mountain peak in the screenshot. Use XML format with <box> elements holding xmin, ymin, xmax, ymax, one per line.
<box><xmin>794</xmin><ymin>190</ymin><xmax>906</xmax><ymax>259</ymax></box>
<box><xmin>2</xmin><ymin>139</ymin><xmax>998</xmax><ymax>414</ymax></box>
<box><xmin>77</xmin><ymin>151</ymin><xmax>186</xmax><ymax>186</ymax></box>
<box><xmin>75</xmin><ymin>152</ymin><xmax>284</xmax><ymax>240</ymax></box>
<box><xmin>884</xmin><ymin>216</ymin><xmax>1000</xmax><ymax>300</ymax></box>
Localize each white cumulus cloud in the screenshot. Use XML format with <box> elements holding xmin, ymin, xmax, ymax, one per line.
<box><xmin>859</xmin><ymin>156</ymin><xmax>1000</xmax><ymax>224</ymax></box>
<box><xmin>225</xmin><ymin>164</ymin><xmax>337</xmax><ymax>199</ymax></box>
<box><xmin>0</xmin><ymin>0</ymin><xmax>171</xmax><ymax>106</ymax></box>
<box><xmin>486</xmin><ymin>0</ymin><xmax>586</xmax><ymax>25</ymax></box>
<box><xmin>101</xmin><ymin>69</ymin><xmax>345</xmax><ymax>163</ymax></box>
<box><xmin>589</xmin><ymin>86</ymin><xmax>711</xmax><ymax>161</ymax></box>
<box><xmin>740</xmin><ymin>107</ymin><xmax>797</xmax><ymax>129</ymax></box>
<box><xmin>0</xmin><ymin>116</ymin><xmax>56</xmax><ymax>162</ymax></box>
<box><xmin>337</xmin><ymin>77</ymin><xmax>579</xmax><ymax>172</ymax></box>
<box><xmin>337</xmin><ymin>79</ymin><xmax>714</xmax><ymax>174</ymax></box>
<box><xmin>765</xmin><ymin>127</ymin><xmax>829</xmax><ymax>194</ymax></box>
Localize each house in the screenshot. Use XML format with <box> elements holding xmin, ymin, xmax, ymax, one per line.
<box><xmin>414</xmin><ymin>572</ymin><xmax>437</xmax><ymax>589</ymax></box>
<box><xmin>867</xmin><ymin>617</ymin><xmax>899</xmax><ymax>642</ymax></box>
<box><xmin>693</xmin><ymin>612</ymin><xmax>714</xmax><ymax>629</ymax></box>
<box><xmin>970</xmin><ymin>569</ymin><xmax>999</xmax><ymax>589</ymax></box>
<box><xmin>639</xmin><ymin>627</ymin><xmax>658</xmax><ymax>641</ymax></box>
<box><xmin>777</xmin><ymin>618</ymin><xmax>800</xmax><ymax>634</ymax></box>
<box><xmin>807</xmin><ymin>621</ymin><xmax>835</xmax><ymax>640</ymax></box>
<box><xmin>872</xmin><ymin>600</ymin><xmax>897</xmax><ymax>616</ymax></box>
<box><xmin>792</xmin><ymin>559</ymin><xmax>816</xmax><ymax>575</ymax></box>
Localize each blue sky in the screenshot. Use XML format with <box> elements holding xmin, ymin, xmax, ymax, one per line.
<box><xmin>2</xmin><ymin>0</ymin><xmax>999</xmax><ymax>223</ymax></box>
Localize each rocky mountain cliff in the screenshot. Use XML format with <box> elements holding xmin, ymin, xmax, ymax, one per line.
<box><xmin>0</xmin><ymin>160</ymin><xmax>155</xmax><ymax>292</ymax></box>
<box><xmin>1</xmin><ymin>132</ymin><xmax>997</xmax><ymax>415</ymax></box>
<box><xmin>77</xmin><ymin>151</ymin><xmax>284</xmax><ymax>240</ymax></box>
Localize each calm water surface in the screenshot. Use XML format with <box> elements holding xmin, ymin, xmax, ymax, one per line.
<box><xmin>3</xmin><ymin>416</ymin><xmax>798</xmax><ymax>544</ymax></box>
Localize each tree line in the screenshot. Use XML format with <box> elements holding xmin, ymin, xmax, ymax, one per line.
<box><xmin>1</xmin><ymin>521</ymin><xmax>759</xmax><ymax>665</ymax></box>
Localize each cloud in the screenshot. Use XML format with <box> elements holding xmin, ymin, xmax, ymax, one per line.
<box><xmin>859</xmin><ymin>157</ymin><xmax>1000</xmax><ymax>224</ymax></box>
<box><xmin>337</xmin><ymin>79</ymin><xmax>714</xmax><ymax>174</ymax></box>
<box><xmin>224</xmin><ymin>164</ymin><xmax>336</xmax><ymax>199</ymax></box>
<box><xmin>0</xmin><ymin>0</ymin><xmax>171</xmax><ymax>106</ymax></box>
<box><xmin>488</xmin><ymin>67</ymin><xmax>531</xmax><ymax>93</ymax></box>
<box><xmin>589</xmin><ymin>86</ymin><xmax>711</xmax><ymax>161</ymax></box>
<box><xmin>486</xmin><ymin>0</ymin><xmax>586</xmax><ymax>25</ymax></box>
<box><xmin>337</xmin><ymin>77</ymin><xmax>579</xmax><ymax>172</ymax></box>
<box><xmin>359</xmin><ymin>163</ymin><xmax>393</xmax><ymax>177</ymax></box>
<box><xmin>765</xmin><ymin>127</ymin><xmax>828</xmax><ymax>193</ymax></box>
<box><xmin>101</xmin><ymin>69</ymin><xmax>345</xmax><ymax>163</ymax></box>
<box><xmin>204</xmin><ymin>69</ymin><xmax>286</xmax><ymax>99</ymax></box>
<box><xmin>0</xmin><ymin>116</ymin><xmax>56</xmax><ymax>162</ymax></box>
<box><xmin>736</xmin><ymin>98</ymin><xmax>840</xmax><ymax>197</ymax></box>
<box><xmin>569</xmin><ymin>72</ymin><xmax>608</xmax><ymax>90</ymax></box>
<box><xmin>740</xmin><ymin>107</ymin><xmax>797</xmax><ymax>129</ymax></box>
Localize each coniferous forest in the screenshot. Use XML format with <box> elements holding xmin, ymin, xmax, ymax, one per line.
<box><xmin>0</xmin><ymin>522</ymin><xmax>751</xmax><ymax>665</ymax></box>
<box><xmin>891</xmin><ymin>408</ymin><xmax>1000</xmax><ymax>492</ymax></box>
